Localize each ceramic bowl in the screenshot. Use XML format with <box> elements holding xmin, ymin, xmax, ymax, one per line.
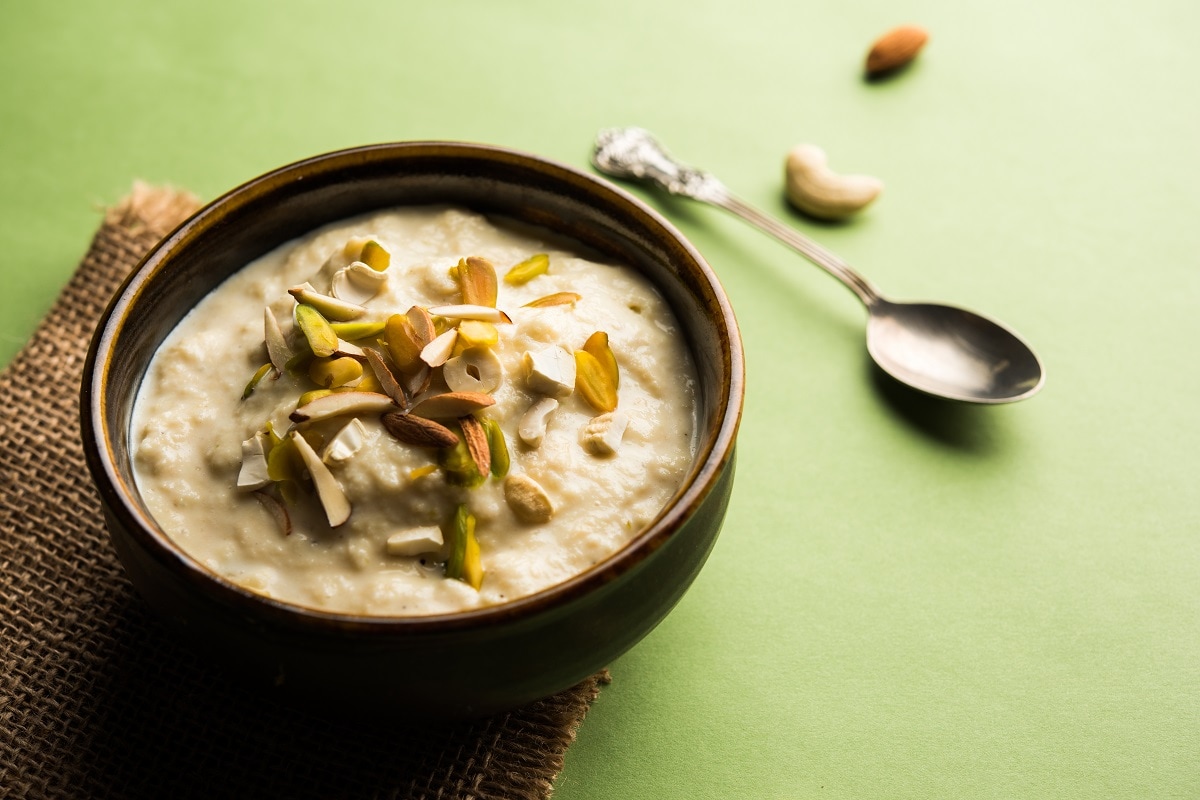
<box><xmin>81</xmin><ymin>141</ymin><xmax>744</xmax><ymax>717</ymax></box>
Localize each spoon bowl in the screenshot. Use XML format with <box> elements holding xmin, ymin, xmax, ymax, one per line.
<box><xmin>867</xmin><ymin>300</ymin><xmax>1044</xmax><ymax>403</ymax></box>
<box><xmin>593</xmin><ymin>127</ymin><xmax>1045</xmax><ymax>404</ymax></box>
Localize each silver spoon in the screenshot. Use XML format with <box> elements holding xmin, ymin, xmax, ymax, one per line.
<box><xmin>592</xmin><ymin>127</ymin><xmax>1045</xmax><ymax>404</ymax></box>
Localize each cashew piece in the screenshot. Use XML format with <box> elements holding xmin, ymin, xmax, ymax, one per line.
<box><xmin>784</xmin><ymin>144</ymin><xmax>883</xmax><ymax>220</ymax></box>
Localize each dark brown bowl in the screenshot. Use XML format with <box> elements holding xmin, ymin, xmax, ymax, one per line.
<box><xmin>81</xmin><ymin>141</ymin><xmax>744</xmax><ymax>717</ymax></box>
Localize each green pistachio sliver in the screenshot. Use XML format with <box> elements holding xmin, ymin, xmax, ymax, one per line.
<box><xmin>288</xmin><ymin>283</ymin><xmax>368</xmax><ymax>321</ymax></box>
<box><xmin>242</xmin><ymin>363</ymin><xmax>273</xmax><ymax>400</ymax></box>
<box><xmin>503</xmin><ymin>253</ymin><xmax>549</xmax><ymax>285</ymax></box>
<box><xmin>295</xmin><ymin>303</ymin><xmax>338</xmax><ymax>358</ymax></box>
<box><xmin>360</xmin><ymin>239</ymin><xmax>390</xmax><ymax>271</ymax></box>
<box><xmin>308</xmin><ymin>356</ymin><xmax>363</xmax><ymax>389</ymax></box>
<box><xmin>483</xmin><ymin>418</ymin><xmax>510</xmax><ymax>478</ymax></box>
<box><xmin>445</xmin><ymin>503</ymin><xmax>482</xmax><ymax>589</ymax></box>
<box><xmin>438</xmin><ymin>432</ymin><xmax>486</xmax><ymax>488</ymax></box>
<box><xmin>330</xmin><ymin>319</ymin><xmax>387</xmax><ymax>341</ymax></box>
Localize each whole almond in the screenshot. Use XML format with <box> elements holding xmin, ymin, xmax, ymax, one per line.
<box><xmin>382</xmin><ymin>411</ymin><xmax>459</xmax><ymax>448</ymax></box>
<box><xmin>865</xmin><ymin>25</ymin><xmax>928</xmax><ymax>77</ymax></box>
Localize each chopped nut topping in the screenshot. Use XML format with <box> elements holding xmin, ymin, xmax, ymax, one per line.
<box><xmin>503</xmin><ymin>253</ymin><xmax>549</xmax><ymax>285</ymax></box>
<box><xmin>580</xmin><ymin>411</ymin><xmax>629</xmax><ymax>456</ymax></box>
<box><xmin>522</xmin><ymin>292</ymin><xmax>580</xmax><ymax>308</ymax></box>
<box><xmin>504</xmin><ymin>474</ymin><xmax>554</xmax><ymax>524</ymax></box>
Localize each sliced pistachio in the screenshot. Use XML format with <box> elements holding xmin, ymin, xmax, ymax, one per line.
<box><xmin>574</xmin><ymin>350</ymin><xmax>618</xmax><ymax>413</ymax></box>
<box><xmin>288</xmin><ymin>282</ymin><xmax>368</xmax><ymax>321</ymax></box>
<box><xmin>522</xmin><ymin>346</ymin><xmax>576</xmax><ymax>398</ymax></box>
<box><xmin>458</xmin><ymin>415</ymin><xmax>491</xmax><ymax>477</ymax></box>
<box><xmin>242</xmin><ymin>363</ymin><xmax>274</xmax><ymax>400</ymax></box>
<box><xmin>332</xmin><ymin>261</ymin><xmax>388</xmax><ymax>305</ymax></box>
<box><xmin>580</xmin><ymin>410</ymin><xmax>629</xmax><ymax>456</ymax></box>
<box><xmin>253</xmin><ymin>491</ymin><xmax>293</xmax><ymax>537</ymax></box>
<box><xmin>439</xmin><ymin>434</ymin><xmax>486</xmax><ymax>487</ymax></box>
<box><xmin>386</xmin><ymin>526</ymin><xmax>444</xmax><ymax>557</ymax></box>
<box><xmin>330</xmin><ymin>319</ymin><xmax>386</xmax><ymax>341</ymax></box>
<box><xmin>290</xmin><ymin>391</ymin><xmax>394</xmax><ymax>424</ymax></box>
<box><xmin>482</xmin><ymin>418</ymin><xmax>510</xmax><ymax>478</ymax></box>
<box><xmin>266</xmin><ymin>434</ymin><xmax>302</xmax><ymax>483</ymax></box>
<box><xmin>291</xmin><ymin>431</ymin><xmax>351</xmax><ymax>527</ymax></box>
<box><xmin>264</xmin><ymin>307</ymin><xmax>290</xmax><ymax>374</ymax></box>
<box><xmin>409</xmin><ymin>390</ymin><xmax>496</xmax><ymax>420</ymax></box>
<box><xmin>237</xmin><ymin>432</ymin><xmax>272</xmax><ymax>490</ymax></box>
<box><xmin>264</xmin><ymin>420</ymin><xmax>284</xmax><ymax>449</ymax></box>
<box><xmin>420</xmin><ymin>328</ymin><xmax>459</xmax><ymax>368</ymax></box>
<box><xmin>518</xmin><ymin>396</ymin><xmax>559</xmax><ymax>448</ymax></box>
<box><xmin>522</xmin><ymin>292</ymin><xmax>581</xmax><ymax>308</ymax></box>
<box><xmin>443</xmin><ymin>346</ymin><xmax>504</xmax><ymax>394</ymax></box>
<box><xmin>294</xmin><ymin>303</ymin><xmax>339</xmax><ymax>358</ymax></box>
<box><xmin>504</xmin><ymin>474</ymin><xmax>554</xmax><ymax>524</ymax></box>
<box><xmin>309</xmin><ymin>356</ymin><xmax>364</xmax><ymax>389</ymax></box>
<box><xmin>360</xmin><ymin>239</ymin><xmax>391</xmax><ymax>271</ymax></box>
<box><xmin>354</xmin><ymin>369</ymin><xmax>385</xmax><ymax>395</ymax></box>
<box><xmin>503</xmin><ymin>253</ymin><xmax>549</xmax><ymax>286</ymax></box>
<box><xmin>454</xmin><ymin>320</ymin><xmax>499</xmax><ymax>353</ymax></box>
<box><xmin>297</xmin><ymin>388</ymin><xmax>335</xmax><ymax>407</ymax></box>
<box><xmin>381</xmin><ymin>411</ymin><xmax>459</xmax><ymax>448</ymax></box>
<box><xmin>582</xmin><ymin>331</ymin><xmax>619</xmax><ymax>389</ymax></box>
<box><xmin>409</xmin><ymin>464</ymin><xmax>438</xmax><ymax>480</ymax></box>
<box><xmin>364</xmin><ymin>348</ymin><xmax>408</xmax><ymax>407</ymax></box>
<box><xmin>426</xmin><ymin>304</ymin><xmax>512</xmax><ymax>324</ymax></box>
<box><xmin>322</xmin><ymin>418</ymin><xmax>367</xmax><ymax>464</ymax></box>
<box><xmin>445</xmin><ymin>504</ymin><xmax>482</xmax><ymax>589</ymax></box>
<box><xmin>457</xmin><ymin>256</ymin><xmax>498</xmax><ymax>307</ymax></box>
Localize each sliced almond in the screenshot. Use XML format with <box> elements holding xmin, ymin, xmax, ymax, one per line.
<box><xmin>458</xmin><ymin>256</ymin><xmax>498</xmax><ymax>307</ymax></box>
<box><xmin>458</xmin><ymin>415</ymin><xmax>491</xmax><ymax>477</ymax></box>
<box><xmin>364</xmin><ymin>348</ymin><xmax>408</xmax><ymax>406</ymax></box>
<box><xmin>407</xmin><ymin>305</ymin><xmax>437</xmax><ymax>344</ymax></box>
<box><xmin>405</xmin><ymin>363</ymin><xmax>433</xmax><ymax>398</ymax></box>
<box><xmin>253</xmin><ymin>491</ymin><xmax>293</xmax><ymax>536</ymax></box>
<box><xmin>264</xmin><ymin>307</ymin><xmax>290</xmax><ymax>374</ymax></box>
<box><xmin>333</xmin><ymin>338</ymin><xmax>368</xmax><ymax>361</ymax></box>
<box><xmin>288</xmin><ymin>282</ymin><xmax>368</xmax><ymax>321</ymax></box>
<box><xmin>409</xmin><ymin>391</ymin><xmax>496</xmax><ymax>420</ymax></box>
<box><xmin>331</xmin><ymin>261</ymin><xmax>388</xmax><ymax>305</ymax></box>
<box><xmin>427</xmin><ymin>304</ymin><xmax>513</xmax><ymax>324</ymax></box>
<box><xmin>382</xmin><ymin>411</ymin><xmax>459</xmax><ymax>448</ymax></box>
<box><xmin>290</xmin><ymin>391</ymin><xmax>395</xmax><ymax>424</ymax></box>
<box><xmin>291</xmin><ymin>431</ymin><xmax>351</xmax><ymax>527</ymax></box>
<box><xmin>420</xmin><ymin>328</ymin><xmax>459</xmax><ymax>368</ymax></box>
<box><xmin>522</xmin><ymin>292</ymin><xmax>580</xmax><ymax>308</ymax></box>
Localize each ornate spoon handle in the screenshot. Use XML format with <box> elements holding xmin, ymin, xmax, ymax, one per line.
<box><xmin>591</xmin><ymin>127</ymin><xmax>878</xmax><ymax>306</ymax></box>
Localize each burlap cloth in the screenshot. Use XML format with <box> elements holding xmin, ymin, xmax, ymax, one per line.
<box><xmin>0</xmin><ymin>185</ymin><xmax>609</xmax><ymax>799</ymax></box>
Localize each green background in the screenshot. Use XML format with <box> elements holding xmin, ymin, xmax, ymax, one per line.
<box><xmin>4</xmin><ymin>1</ymin><xmax>1197</xmax><ymax>797</ymax></box>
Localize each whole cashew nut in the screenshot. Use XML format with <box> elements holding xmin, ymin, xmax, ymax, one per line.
<box><xmin>784</xmin><ymin>144</ymin><xmax>883</xmax><ymax>221</ymax></box>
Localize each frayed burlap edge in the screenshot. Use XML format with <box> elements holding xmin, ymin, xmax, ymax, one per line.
<box><xmin>0</xmin><ymin>185</ymin><xmax>608</xmax><ymax>800</ymax></box>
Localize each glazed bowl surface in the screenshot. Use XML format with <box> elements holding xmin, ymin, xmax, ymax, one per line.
<box><xmin>81</xmin><ymin>141</ymin><xmax>744</xmax><ymax>717</ymax></box>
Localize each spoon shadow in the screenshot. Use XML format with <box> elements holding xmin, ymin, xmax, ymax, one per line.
<box><xmin>865</xmin><ymin>359</ymin><xmax>1004</xmax><ymax>454</ymax></box>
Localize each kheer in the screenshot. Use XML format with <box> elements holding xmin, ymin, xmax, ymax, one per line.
<box><xmin>131</xmin><ymin>206</ymin><xmax>698</xmax><ymax>616</ymax></box>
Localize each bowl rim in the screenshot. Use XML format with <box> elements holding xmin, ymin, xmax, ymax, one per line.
<box><xmin>82</xmin><ymin>140</ymin><xmax>745</xmax><ymax>635</ymax></box>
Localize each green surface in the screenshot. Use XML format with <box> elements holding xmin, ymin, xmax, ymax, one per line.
<box><xmin>4</xmin><ymin>1</ymin><xmax>1198</xmax><ymax>797</ymax></box>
